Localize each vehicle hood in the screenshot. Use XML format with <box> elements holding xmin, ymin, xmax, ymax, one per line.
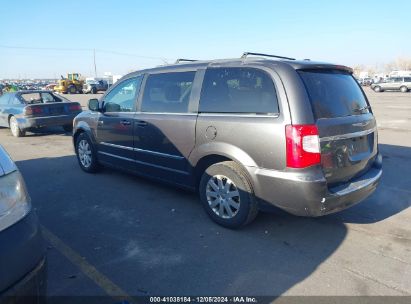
<box><xmin>0</xmin><ymin>145</ymin><xmax>17</xmax><ymax>177</ymax></box>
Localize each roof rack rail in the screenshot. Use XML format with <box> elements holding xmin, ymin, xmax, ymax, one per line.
<box><xmin>241</xmin><ymin>52</ymin><xmax>296</xmax><ymax>61</ymax></box>
<box><xmin>175</xmin><ymin>58</ymin><xmax>198</xmax><ymax>64</ymax></box>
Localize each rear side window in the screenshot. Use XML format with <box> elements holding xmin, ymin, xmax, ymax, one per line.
<box><xmin>298</xmin><ymin>70</ymin><xmax>370</xmax><ymax>119</ymax></box>
<box><xmin>141</xmin><ymin>71</ymin><xmax>195</xmax><ymax>113</ymax></box>
<box><xmin>21</xmin><ymin>93</ymin><xmax>42</xmax><ymax>104</ymax></box>
<box><xmin>199</xmin><ymin>68</ymin><xmax>279</xmax><ymax>114</ymax></box>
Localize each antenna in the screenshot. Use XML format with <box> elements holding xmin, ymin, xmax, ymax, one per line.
<box><xmin>241</xmin><ymin>52</ymin><xmax>296</xmax><ymax>61</ymax></box>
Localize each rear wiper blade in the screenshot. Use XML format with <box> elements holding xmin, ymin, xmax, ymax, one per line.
<box><xmin>353</xmin><ymin>105</ymin><xmax>371</xmax><ymax>112</ymax></box>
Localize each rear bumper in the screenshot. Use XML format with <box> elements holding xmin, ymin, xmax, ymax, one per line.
<box><xmin>248</xmin><ymin>156</ymin><xmax>382</xmax><ymax>217</ymax></box>
<box><xmin>17</xmin><ymin>114</ymin><xmax>78</xmax><ymax>129</ymax></box>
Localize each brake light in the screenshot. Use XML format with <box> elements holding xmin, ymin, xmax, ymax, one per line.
<box><xmin>24</xmin><ymin>107</ymin><xmax>32</xmax><ymax>115</ymax></box>
<box><xmin>24</xmin><ymin>106</ymin><xmax>43</xmax><ymax>115</ymax></box>
<box><xmin>286</xmin><ymin>124</ymin><xmax>321</xmax><ymax>168</ymax></box>
<box><xmin>69</xmin><ymin>104</ymin><xmax>82</xmax><ymax>111</ymax></box>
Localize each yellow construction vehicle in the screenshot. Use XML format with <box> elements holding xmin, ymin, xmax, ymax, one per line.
<box><xmin>54</xmin><ymin>73</ymin><xmax>85</xmax><ymax>94</ymax></box>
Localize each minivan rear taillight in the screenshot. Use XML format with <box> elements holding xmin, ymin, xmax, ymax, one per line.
<box><xmin>286</xmin><ymin>124</ymin><xmax>321</xmax><ymax>168</ymax></box>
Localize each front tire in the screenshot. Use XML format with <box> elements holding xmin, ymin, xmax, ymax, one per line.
<box><xmin>400</xmin><ymin>86</ymin><xmax>408</xmax><ymax>93</ymax></box>
<box><xmin>373</xmin><ymin>86</ymin><xmax>382</xmax><ymax>92</ymax></box>
<box><xmin>9</xmin><ymin>116</ymin><xmax>26</xmax><ymax>137</ymax></box>
<box><xmin>199</xmin><ymin>161</ymin><xmax>258</xmax><ymax>228</ymax></box>
<box><xmin>75</xmin><ymin>132</ymin><xmax>99</xmax><ymax>173</ymax></box>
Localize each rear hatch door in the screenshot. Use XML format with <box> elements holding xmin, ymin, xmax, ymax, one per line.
<box><xmin>298</xmin><ymin>69</ymin><xmax>378</xmax><ymax>186</ymax></box>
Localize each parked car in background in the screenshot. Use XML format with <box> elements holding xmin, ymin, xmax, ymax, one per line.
<box><xmin>44</xmin><ymin>83</ymin><xmax>57</xmax><ymax>91</ymax></box>
<box><xmin>359</xmin><ymin>77</ymin><xmax>373</xmax><ymax>86</ymax></box>
<box><xmin>82</xmin><ymin>80</ymin><xmax>109</xmax><ymax>94</ymax></box>
<box><xmin>0</xmin><ymin>145</ymin><xmax>46</xmax><ymax>302</ymax></box>
<box><xmin>0</xmin><ymin>90</ymin><xmax>82</xmax><ymax>137</ymax></box>
<box><xmin>73</xmin><ymin>53</ymin><xmax>382</xmax><ymax>228</ymax></box>
<box><xmin>371</xmin><ymin>77</ymin><xmax>411</xmax><ymax>92</ymax></box>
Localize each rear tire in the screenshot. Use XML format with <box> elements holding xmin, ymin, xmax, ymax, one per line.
<box><xmin>75</xmin><ymin>132</ymin><xmax>99</xmax><ymax>173</ymax></box>
<box><xmin>373</xmin><ymin>86</ymin><xmax>382</xmax><ymax>92</ymax></box>
<box><xmin>199</xmin><ymin>161</ymin><xmax>258</xmax><ymax>228</ymax></box>
<box><xmin>9</xmin><ymin>116</ymin><xmax>26</xmax><ymax>137</ymax></box>
<box><xmin>400</xmin><ymin>86</ymin><xmax>408</xmax><ymax>93</ymax></box>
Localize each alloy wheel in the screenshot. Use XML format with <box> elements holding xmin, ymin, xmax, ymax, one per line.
<box><xmin>78</xmin><ymin>139</ymin><xmax>92</xmax><ymax>168</ymax></box>
<box><xmin>206</xmin><ymin>175</ymin><xmax>240</xmax><ymax>219</ymax></box>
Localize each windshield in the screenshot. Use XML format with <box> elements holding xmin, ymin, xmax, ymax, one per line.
<box><xmin>298</xmin><ymin>70</ymin><xmax>370</xmax><ymax>119</ymax></box>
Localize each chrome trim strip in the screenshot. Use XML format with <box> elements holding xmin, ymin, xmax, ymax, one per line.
<box><xmin>333</xmin><ymin>169</ymin><xmax>382</xmax><ymax>196</ymax></box>
<box><xmin>320</xmin><ymin>127</ymin><xmax>377</xmax><ymax>142</ymax></box>
<box><xmin>134</xmin><ymin>147</ymin><xmax>184</xmax><ymax>160</ymax></box>
<box><xmin>137</xmin><ymin>112</ymin><xmax>197</xmax><ymax>116</ymax></box>
<box><xmin>25</xmin><ymin>114</ymin><xmax>74</xmax><ymax>119</ymax></box>
<box><xmin>98</xmin><ymin>151</ymin><xmax>134</xmax><ymax>162</ymax></box>
<box><xmin>97</xmin><ymin>151</ymin><xmax>189</xmax><ymax>175</ymax></box>
<box><xmin>198</xmin><ymin>113</ymin><xmax>280</xmax><ymax>118</ymax></box>
<box><xmin>100</xmin><ymin>142</ymin><xmax>184</xmax><ymax>159</ymax></box>
<box><xmin>100</xmin><ymin>142</ymin><xmax>134</xmax><ymax>151</ymax></box>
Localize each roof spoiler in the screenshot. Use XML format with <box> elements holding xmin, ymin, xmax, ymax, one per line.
<box><xmin>298</xmin><ymin>64</ymin><xmax>354</xmax><ymax>74</ymax></box>
<box><xmin>241</xmin><ymin>52</ymin><xmax>296</xmax><ymax>61</ymax></box>
<box><xmin>175</xmin><ymin>58</ymin><xmax>198</xmax><ymax>64</ymax></box>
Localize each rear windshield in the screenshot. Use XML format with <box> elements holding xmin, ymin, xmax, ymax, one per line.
<box><xmin>298</xmin><ymin>70</ymin><xmax>370</xmax><ymax>119</ymax></box>
<box><xmin>20</xmin><ymin>92</ymin><xmax>65</xmax><ymax>104</ymax></box>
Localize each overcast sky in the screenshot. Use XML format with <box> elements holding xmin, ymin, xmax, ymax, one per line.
<box><xmin>1</xmin><ymin>0</ymin><xmax>410</xmax><ymax>79</ymax></box>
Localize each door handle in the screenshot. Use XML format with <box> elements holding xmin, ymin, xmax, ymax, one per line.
<box><xmin>137</xmin><ymin>121</ymin><xmax>147</xmax><ymax>127</ymax></box>
<box><xmin>120</xmin><ymin>120</ymin><xmax>131</xmax><ymax>126</ymax></box>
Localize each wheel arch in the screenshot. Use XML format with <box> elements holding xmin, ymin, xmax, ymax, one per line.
<box><xmin>7</xmin><ymin>114</ymin><xmax>14</xmax><ymax>126</ymax></box>
<box><xmin>192</xmin><ymin>151</ymin><xmax>256</xmax><ymax>191</ymax></box>
<box><xmin>73</xmin><ymin>122</ymin><xmax>96</xmax><ymax>148</ymax></box>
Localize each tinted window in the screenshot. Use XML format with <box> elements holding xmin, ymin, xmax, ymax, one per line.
<box><xmin>404</xmin><ymin>77</ymin><xmax>411</xmax><ymax>82</ymax></box>
<box><xmin>299</xmin><ymin>70</ymin><xmax>370</xmax><ymax>119</ymax></box>
<box><xmin>141</xmin><ymin>72</ymin><xmax>195</xmax><ymax>113</ymax></box>
<box><xmin>199</xmin><ymin>68</ymin><xmax>279</xmax><ymax>114</ymax></box>
<box><xmin>104</xmin><ymin>76</ymin><xmax>143</xmax><ymax>112</ymax></box>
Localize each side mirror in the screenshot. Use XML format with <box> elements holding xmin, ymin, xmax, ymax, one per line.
<box><xmin>88</xmin><ymin>99</ymin><xmax>99</xmax><ymax>111</ymax></box>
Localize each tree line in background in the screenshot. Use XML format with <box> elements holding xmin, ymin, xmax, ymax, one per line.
<box><xmin>353</xmin><ymin>57</ymin><xmax>411</xmax><ymax>77</ymax></box>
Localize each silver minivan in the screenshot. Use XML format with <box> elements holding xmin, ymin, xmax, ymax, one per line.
<box><xmin>371</xmin><ymin>77</ymin><xmax>411</xmax><ymax>92</ymax></box>
<box><xmin>73</xmin><ymin>53</ymin><xmax>382</xmax><ymax>228</ymax></box>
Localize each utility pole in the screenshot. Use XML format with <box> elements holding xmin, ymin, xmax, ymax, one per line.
<box><xmin>93</xmin><ymin>49</ymin><xmax>97</xmax><ymax>77</ymax></box>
